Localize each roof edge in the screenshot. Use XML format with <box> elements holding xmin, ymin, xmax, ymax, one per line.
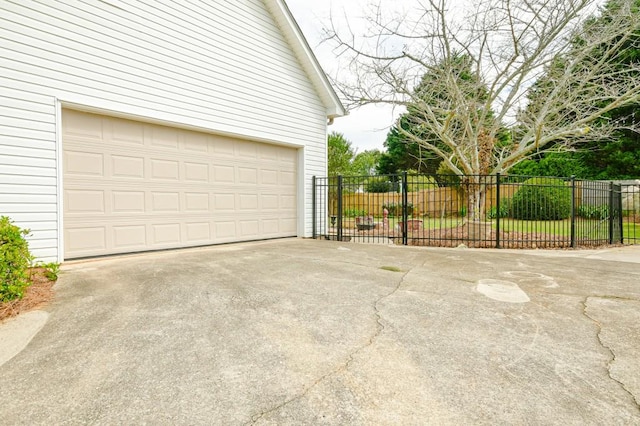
<box><xmin>264</xmin><ymin>0</ymin><xmax>347</xmax><ymax>119</ymax></box>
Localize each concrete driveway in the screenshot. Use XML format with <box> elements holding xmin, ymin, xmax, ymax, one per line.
<box><xmin>1</xmin><ymin>239</ymin><xmax>639</xmax><ymax>425</ymax></box>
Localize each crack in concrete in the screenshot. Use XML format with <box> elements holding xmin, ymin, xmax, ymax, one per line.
<box><xmin>543</xmin><ymin>292</ymin><xmax>639</xmax><ymax>303</ymax></box>
<box><xmin>581</xmin><ymin>296</ymin><xmax>640</xmax><ymax>412</ymax></box>
<box><xmin>245</xmin><ymin>263</ymin><xmax>419</xmax><ymax>425</ymax></box>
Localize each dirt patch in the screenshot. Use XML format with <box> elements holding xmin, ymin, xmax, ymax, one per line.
<box><xmin>406</xmin><ymin>227</ymin><xmax>572</xmax><ymax>248</ymax></box>
<box><xmin>0</xmin><ymin>268</ymin><xmax>56</xmax><ymax>323</ymax></box>
<box><xmin>349</xmin><ymin>225</ymin><xmax>614</xmax><ymax>249</ymax></box>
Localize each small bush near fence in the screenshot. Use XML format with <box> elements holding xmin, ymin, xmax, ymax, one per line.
<box><xmin>344</xmin><ymin>208</ymin><xmax>368</xmax><ymax>217</ymax></box>
<box><xmin>486</xmin><ymin>200</ymin><xmax>511</xmax><ymax>219</ymax></box>
<box><xmin>511</xmin><ymin>177</ymin><xmax>572</xmax><ymax>220</ymax></box>
<box><xmin>0</xmin><ymin>216</ymin><xmax>34</xmax><ymax>302</ymax></box>
<box><xmin>577</xmin><ymin>205</ymin><xmax>609</xmax><ymax>220</ymax></box>
<box><xmin>382</xmin><ymin>202</ymin><xmax>414</xmax><ymax>217</ymax></box>
<box><xmin>366</xmin><ymin>180</ymin><xmax>394</xmax><ymax>193</ymax></box>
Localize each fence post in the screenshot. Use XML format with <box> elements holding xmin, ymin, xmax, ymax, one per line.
<box><xmin>496</xmin><ymin>173</ymin><xmax>501</xmax><ymax>249</ymax></box>
<box><xmin>609</xmin><ymin>181</ymin><xmax>614</xmax><ymax>245</ymax></box>
<box><xmin>618</xmin><ymin>184</ymin><xmax>624</xmax><ymax>244</ymax></box>
<box><xmin>570</xmin><ymin>175</ymin><xmax>576</xmax><ymax>248</ymax></box>
<box><xmin>402</xmin><ymin>171</ymin><xmax>408</xmax><ymax>246</ymax></box>
<box><xmin>312</xmin><ymin>176</ymin><xmax>317</xmax><ymax>239</ymax></box>
<box><xmin>337</xmin><ymin>175</ymin><xmax>343</xmax><ymax>242</ymax></box>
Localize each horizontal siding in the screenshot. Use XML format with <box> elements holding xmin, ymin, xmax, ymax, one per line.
<box><xmin>0</xmin><ymin>2</ymin><xmax>326</xmax><ymax>120</ymax></box>
<box><xmin>1</xmin><ymin>184</ymin><xmax>58</xmax><ymax>195</ymax></box>
<box><xmin>0</xmin><ymin>0</ymin><xmax>329</xmax><ymax>260</ymax></box>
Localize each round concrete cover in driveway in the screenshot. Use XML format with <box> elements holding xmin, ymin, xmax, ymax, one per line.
<box><xmin>0</xmin><ymin>240</ymin><xmax>639</xmax><ymax>424</ymax></box>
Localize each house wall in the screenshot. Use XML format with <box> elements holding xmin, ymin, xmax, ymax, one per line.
<box><xmin>0</xmin><ymin>0</ymin><xmax>329</xmax><ymax>261</ymax></box>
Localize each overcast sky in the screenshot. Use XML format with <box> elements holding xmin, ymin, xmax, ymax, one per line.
<box><xmin>285</xmin><ymin>0</ymin><xmax>400</xmax><ymax>153</ymax></box>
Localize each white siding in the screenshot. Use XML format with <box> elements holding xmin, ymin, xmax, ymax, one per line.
<box><xmin>0</xmin><ymin>0</ymin><xmax>330</xmax><ymax>261</ymax></box>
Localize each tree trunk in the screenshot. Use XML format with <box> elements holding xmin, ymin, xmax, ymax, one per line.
<box><xmin>463</xmin><ymin>176</ymin><xmax>487</xmax><ymax>222</ymax></box>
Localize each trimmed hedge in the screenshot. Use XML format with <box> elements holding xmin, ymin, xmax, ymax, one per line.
<box><xmin>510</xmin><ymin>177</ymin><xmax>572</xmax><ymax>220</ymax></box>
<box><xmin>0</xmin><ymin>216</ymin><xmax>34</xmax><ymax>302</ymax></box>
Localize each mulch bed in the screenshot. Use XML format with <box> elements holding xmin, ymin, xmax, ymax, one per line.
<box><xmin>0</xmin><ymin>268</ymin><xmax>56</xmax><ymax>323</ymax></box>
<box><xmin>342</xmin><ymin>224</ymin><xmax>613</xmax><ymax>249</ymax></box>
<box><xmin>406</xmin><ymin>227</ymin><xmax>571</xmax><ymax>249</ymax></box>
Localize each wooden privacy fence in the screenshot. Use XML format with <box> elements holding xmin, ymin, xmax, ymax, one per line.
<box><xmin>339</xmin><ymin>185</ymin><xmax>521</xmax><ymax>217</ymax></box>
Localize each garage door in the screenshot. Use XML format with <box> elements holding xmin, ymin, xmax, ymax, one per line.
<box><xmin>62</xmin><ymin>110</ymin><xmax>297</xmax><ymax>258</ymax></box>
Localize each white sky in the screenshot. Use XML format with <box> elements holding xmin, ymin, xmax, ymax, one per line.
<box><xmin>285</xmin><ymin>0</ymin><xmax>401</xmax><ymax>153</ymax></box>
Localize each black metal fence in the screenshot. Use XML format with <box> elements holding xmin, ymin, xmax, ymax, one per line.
<box><xmin>312</xmin><ymin>173</ymin><xmax>639</xmax><ymax>248</ymax></box>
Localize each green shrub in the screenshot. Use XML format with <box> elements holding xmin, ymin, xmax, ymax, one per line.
<box><xmin>382</xmin><ymin>203</ymin><xmax>414</xmax><ymax>217</ymax></box>
<box><xmin>577</xmin><ymin>205</ymin><xmax>609</xmax><ymax>220</ymax></box>
<box><xmin>39</xmin><ymin>262</ymin><xmax>61</xmax><ymax>281</ymax></box>
<box><xmin>510</xmin><ymin>178</ymin><xmax>572</xmax><ymax>220</ymax></box>
<box><xmin>366</xmin><ymin>180</ymin><xmax>393</xmax><ymax>193</ymax></box>
<box><xmin>0</xmin><ymin>216</ymin><xmax>34</xmax><ymax>302</ymax></box>
<box><xmin>487</xmin><ymin>201</ymin><xmax>511</xmax><ymax>219</ymax></box>
<box><xmin>344</xmin><ymin>208</ymin><xmax>368</xmax><ymax>217</ymax></box>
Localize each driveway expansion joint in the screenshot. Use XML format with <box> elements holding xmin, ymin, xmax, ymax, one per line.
<box><xmin>582</xmin><ymin>296</ymin><xmax>640</xmax><ymax>411</ymax></box>
<box><xmin>245</xmin><ymin>263</ymin><xmax>418</xmax><ymax>424</ymax></box>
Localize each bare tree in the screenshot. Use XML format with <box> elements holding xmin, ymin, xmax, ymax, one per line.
<box><xmin>325</xmin><ymin>0</ymin><xmax>640</xmax><ymax>220</ymax></box>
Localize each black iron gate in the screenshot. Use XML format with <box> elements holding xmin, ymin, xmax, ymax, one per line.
<box><xmin>313</xmin><ymin>173</ymin><xmax>630</xmax><ymax>248</ymax></box>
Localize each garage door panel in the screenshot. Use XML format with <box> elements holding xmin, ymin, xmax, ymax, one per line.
<box><xmin>240</xmin><ymin>220</ymin><xmax>259</xmax><ymax>236</ymax></box>
<box><xmin>151</xmin><ymin>192</ymin><xmax>180</xmax><ymax>212</ymax></box>
<box><xmin>280</xmin><ymin>149</ymin><xmax>297</xmax><ymax>164</ymax></box>
<box><xmin>65</xmin><ymin>226</ymin><xmax>107</xmax><ymax>252</ymax></box>
<box><xmin>263</xmin><ymin>219</ymin><xmax>280</xmax><ymax>234</ymax></box>
<box><xmin>215</xmin><ymin>221</ymin><xmax>236</xmax><ymax>239</ymax></box>
<box><xmin>151</xmin><ymin>223</ymin><xmax>181</xmax><ymax>245</ymax></box>
<box><xmin>280</xmin><ymin>218</ymin><xmax>297</xmax><ymax>233</ymax></box>
<box><xmin>149</xmin><ymin>126</ymin><xmax>180</xmax><ymax>149</ymax></box>
<box><xmin>260</xmin><ymin>169</ymin><xmax>278</xmax><ymax>185</ymax></box>
<box><xmin>64</xmin><ymin>111</ymin><xmax>103</xmax><ymax>141</ymax></box>
<box><xmin>186</xmin><ymin>222</ymin><xmax>211</xmax><ymax>242</ymax></box>
<box><xmin>213</xmin><ymin>138</ymin><xmax>235</xmax><ymax>155</ymax></box>
<box><xmin>184</xmin><ymin>192</ymin><xmax>210</xmax><ymax>211</ymax></box>
<box><xmin>65</xmin><ymin>151</ymin><xmax>104</xmax><ymax>176</ymax></box>
<box><xmin>63</xmin><ymin>110</ymin><xmax>297</xmax><ymax>258</ymax></box>
<box><xmin>112</xmin><ymin>191</ymin><xmax>146</xmax><ymax>213</ymax></box>
<box><xmin>261</xmin><ymin>194</ymin><xmax>279</xmax><ymax>210</ymax></box>
<box><xmin>110</xmin><ymin>119</ymin><xmax>144</xmax><ymax>146</ymax></box>
<box><xmin>239</xmin><ymin>194</ymin><xmax>259</xmax><ymax>210</ymax></box>
<box><xmin>214</xmin><ymin>165</ymin><xmax>235</xmax><ymax>183</ymax></box>
<box><xmin>183</xmin><ymin>132</ymin><xmax>210</xmax><ymax>153</ymax></box>
<box><xmin>151</xmin><ymin>159</ymin><xmax>180</xmax><ymax>180</ymax></box>
<box><xmin>238</xmin><ymin>167</ymin><xmax>258</xmax><ymax>184</ymax></box>
<box><xmin>113</xmin><ymin>225</ymin><xmax>147</xmax><ymax>248</ymax></box>
<box><xmin>280</xmin><ymin>171</ymin><xmax>296</xmax><ymax>186</ymax></box>
<box><xmin>184</xmin><ymin>162</ymin><xmax>209</xmax><ymax>182</ymax></box>
<box><xmin>260</xmin><ymin>145</ymin><xmax>280</xmax><ymax>160</ymax></box>
<box><xmin>112</xmin><ymin>155</ymin><xmax>145</xmax><ymax>178</ymax></box>
<box><xmin>66</xmin><ymin>190</ymin><xmax>105</xmax><ymax>214</ymax></box>
<box><xmin>214</xmin><ymin>194</ymin><xmax>235</xmax><ymax>210</ymax></box>
<box><xmin>280</xmin><ymin>194</ymin><xmax>296</xmax><ymax>209</ymax></box>
<box><xmin>237</xmin><ymin>141</ymin><xmax>258</xmax><ymax>158</ymax></box>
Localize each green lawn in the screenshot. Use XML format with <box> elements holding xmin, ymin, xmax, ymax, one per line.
<box><xmin>622</xmin><ymin>221</ymin><xmax>640</xmax><ymax>244</ymax></box>
<box><xmin>496</xmin><ymin>218</ymin><xmax>572</xmax><ymax>235</ymax></box>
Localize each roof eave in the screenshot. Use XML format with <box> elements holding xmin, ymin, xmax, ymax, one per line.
<box><xmin>263</xmin><ymin>0</ymin><xmax>347</xmax><ymax>119</ymax></box>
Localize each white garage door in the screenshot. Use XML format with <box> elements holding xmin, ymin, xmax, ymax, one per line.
<box><xmin>62</xmin><ymin>110</ymin><xmax>297</xmax><ymax>258</ymax></box>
